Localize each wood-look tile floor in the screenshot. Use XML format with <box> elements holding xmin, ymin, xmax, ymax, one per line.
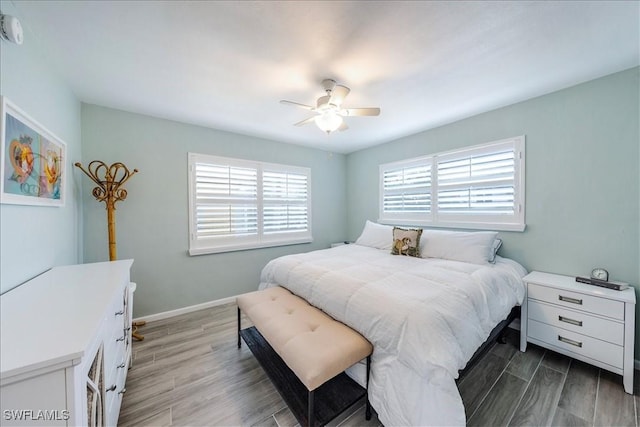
<box><xmin>119</xmin><ymin>303</ymin><xmax>639</xmax><ymax>426</ymax></box>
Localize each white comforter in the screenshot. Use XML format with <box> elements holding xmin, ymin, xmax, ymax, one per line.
<box><xmin>259</xmin><ymin>244</ymin><xmax>526</xmax><ymax>426</ymax></box>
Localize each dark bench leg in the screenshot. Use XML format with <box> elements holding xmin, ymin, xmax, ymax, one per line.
<box><xmin>308</xmin><ymin>389</ymin><xmax>315</xmax><ymax>427</ymax></box>
<box><xmin>237</xmin><ymin>307</ymin><xmax>241</xmax><ymax>348</ymax></box>
<box><xmin>365</xmin><ymin>355</ymin><xmax>371</xmax><ymax>420</ymax></box>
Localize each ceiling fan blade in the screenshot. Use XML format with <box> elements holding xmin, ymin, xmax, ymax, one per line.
<box><xmin>280</xmin><ymin>100</ymin><xmax>314</xmax><ymax>110</ymax></box>
<box><xmin>338</xmin><ymin>121</ymin><xmax>349</xmax><ymax>132</ymax></box>
<box><xmin>344</xmin><ymin>107</ymin><xmax>381</xmax><ymax>117</ymax></box>
<box><xmin>329</xmin><ymin>85</ymin><xmax>350</xmax><ymax>106</ymax></box>
<box><xmin>293</xmin><ymin>116</ymin><xmax>317</xmax><ymax>127</ymax></box>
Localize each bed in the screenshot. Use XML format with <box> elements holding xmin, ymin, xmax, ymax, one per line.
<box><xmin>258</xmin><ymin>223</ymin><xmax>527</xmax><ymax>426</ymax></box>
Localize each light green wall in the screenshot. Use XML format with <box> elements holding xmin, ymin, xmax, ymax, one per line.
<box><xmin>347</xmin><ymin>67</ymin><xmax>640</xmax><ymax>354</ymax></box>
<box><xmin>4</xmin><ymin>0</ymin><xmax>639</xmax><ymax>357</ymax></box>
<box><xmin>81</xmin><ymin>104</ymin><xmax>347</xmax><ymax>317</ymax></box>
<box><xmin>0</xmin><ymin>1</ymin><xmax>82</xmax><ymax>293</ymax></box>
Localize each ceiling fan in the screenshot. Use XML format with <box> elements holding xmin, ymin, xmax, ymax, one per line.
<box><xmin>280</xmin><ymin>79</ymin><xmax>381</xmax><ymax>134</ymax></box>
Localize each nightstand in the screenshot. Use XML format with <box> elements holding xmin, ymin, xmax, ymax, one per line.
<box><xmin>520</xmin><ymin>271</ymin><xmax>636</xmax><ymax>394</ymax></box>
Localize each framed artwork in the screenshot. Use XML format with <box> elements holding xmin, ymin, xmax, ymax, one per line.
<box><xmin>1</xmin><ymin>96</ymin><xmax>66</xmax><ymax>206</ymax></box>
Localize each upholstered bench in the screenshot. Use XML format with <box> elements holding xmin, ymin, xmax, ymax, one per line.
<box><xmin>236</xmin><ymin>286</ymin><xmax>373</xmax><ymax>427</ymax></box>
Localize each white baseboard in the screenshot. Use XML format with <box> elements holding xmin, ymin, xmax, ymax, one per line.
<box><xmin>133</xmin><ymin>295</ymin><xmax>239</xmax><ymax>323</ymax></box>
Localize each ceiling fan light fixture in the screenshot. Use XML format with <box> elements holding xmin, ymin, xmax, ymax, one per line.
<box><xmin>314</xmin><ymin>111</ymin><xmax>343</xmax><ymax>134</ymax></box>
<box><xmin>281</xmin><ymin>78</ymin><xmax>380</xmax><ymax>134</ymax></box>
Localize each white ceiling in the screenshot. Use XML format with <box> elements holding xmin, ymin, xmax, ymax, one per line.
<box><xmin>11</xmin><ymin>1</ymin><xmax>640</xmax><ymax>154</ymax></box>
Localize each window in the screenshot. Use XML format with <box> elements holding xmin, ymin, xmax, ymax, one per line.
<box><xmin>379</xmin><ymin>136</ymin><xmax>525</xmax><ymax>231</ymax></box>
<box><xmin>188</xmin><ymin>153</ymin><xmax>312</xmax><ymax>255</ymax></box>
<box><xmin>380</xmin><ymin>157</ymin><xmax>432</xmax><ymax>222</ymax></box>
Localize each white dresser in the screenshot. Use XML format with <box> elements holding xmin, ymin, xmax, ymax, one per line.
<box><xmin>0</xmin><ymin>260</ymin><xmax>134</xmax><ymax>426</ymax></box>
<box><xmin>520</xmin><ymin>271</ymin><xmax>635</xmax><ymax>394</ymax></box>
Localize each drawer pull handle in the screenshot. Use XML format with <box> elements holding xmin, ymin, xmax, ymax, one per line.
<box><xmin>116</xmin><ymin>336</ymin><xmax>125</xmax><ymax>342</ymax></box>
<box><xmin>118</xmin><ymin>388</ymin><xmax>127</xmax><ymax>395</ymax></box>
<box><xmin>558</xmin><ymin>316</ymin><xmax>583</xmax><ymax>327</ymax></box>
<box><xmin>558</xmin><ymin>295</ymin><xmax>582</xmax><ymax>305</ymax></box>
<box><xmin>115</xmin><ymin>310</ymin><xmax>124</xmax><ymax>316</ymax></box>
<box><xmin>558</xmin><ymin>335</ymin><xmax>583</xmax><ymax>348</ymax></box>
<box><xmin>106</xmin><ymin>384</ymin><xmax>117</xmax><ymax>392</ymax></box>
<box><xmin>117</xmin><ymin>363</ymin><xmax>126</xmax><ymax>369</ymax></box>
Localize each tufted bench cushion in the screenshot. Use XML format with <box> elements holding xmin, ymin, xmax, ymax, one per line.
<box><xmin>237</xmin><ymin>286</ymin><xmax>373</xmax><ymax>391</ymax></box>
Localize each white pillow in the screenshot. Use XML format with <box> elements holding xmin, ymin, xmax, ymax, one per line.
<box><xmin>420</xmin><ymin>230</ymin><xmax>499</xmax><ymax>265</ymax></box>
<box><xmin>354</xmin><ymin>220</ymin><xmax>394</xmax><ymax>250</ymax></box>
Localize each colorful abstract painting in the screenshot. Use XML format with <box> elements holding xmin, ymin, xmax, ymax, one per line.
<box><xmin>1</xmin><ymin>97</ymin><xmax>65</xmax><ymax>206</ymax></box>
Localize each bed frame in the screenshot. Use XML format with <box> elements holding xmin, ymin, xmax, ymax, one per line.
<box><xmin>457</xmin><ymin>305</ymin><xmax>520</xmax><ymax>382</ymax></box>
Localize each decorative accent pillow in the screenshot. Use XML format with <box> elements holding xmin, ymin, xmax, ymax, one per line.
<box><xmin>391</xmin><ymin>227</ymin><xmax>423</xmax><ymax>257</ymax></box>
<box><xmin>420</xmin><ymin>230</ymin><xmax>498</xmax><ymax>265</ymax></box>
<box><xmin>354</xmin><ymin>220</ymin><xmax>394</xmax><ymax>250</ymax></box>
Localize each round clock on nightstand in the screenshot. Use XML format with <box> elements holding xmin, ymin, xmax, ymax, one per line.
<box><xmin>591</xmin><ymin>268</ymin><xmax>609</xmax><ymax>281</ymax></box>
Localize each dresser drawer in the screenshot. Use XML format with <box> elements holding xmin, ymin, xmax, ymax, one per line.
<box><xmin>528</xmin><ymin>283</ymin><xmax>624</xmax><ymax>320</ymax></box>
<box><xmin>528</xmin><ymin>319</ymin><xmax>623</xmax><ymax>369</ymax></box>
<box><xmin>106</xmin><ymin>357</ymin><xmax>128</xmax><ymax>427</ymax></box>
<box><xmin>528</xmin><ymin>300</ymin><xmax>624</xmax><ymax>345</ymax></box>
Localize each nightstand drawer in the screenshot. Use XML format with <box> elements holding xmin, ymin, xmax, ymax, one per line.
<box><xmin>528</xmin><ymin>319</ymin><xmax>623</xmax><ymax>369</ymax></box>
<box><xmin>528</xmin><ymin>283</ymin><xmax>624</xmax><ymax>320</ymax></box>
<box><xmin>528</xmin><ymin>300</ymin><xmax>624</xmax><ymax>345</ymax></box>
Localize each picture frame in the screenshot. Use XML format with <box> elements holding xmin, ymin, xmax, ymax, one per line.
<box><xmin>1</xmin><ymin>96</ymin><xmax>66</xmax><ymax>206</ymax></box>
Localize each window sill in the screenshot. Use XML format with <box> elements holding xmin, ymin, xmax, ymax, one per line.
<box><xmin>188</xmin><ymin>236</ymin><xmax>313</xmax><ymax>256</ymax></box>
<box><xmin>378</xmin><ymin>218</ymin><xmax>526</xmax><ymax>232</ymax></box>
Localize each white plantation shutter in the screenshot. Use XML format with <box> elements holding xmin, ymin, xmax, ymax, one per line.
<box><xmin>263</xmin><ymin>171</ymin><xmax>309</xmax><ymax>234</ymax></box>
<box><xmin>437</xmin><ymin>149</ymin><xmax>515</xmax><ymax>215</ymax></box>
<box><xmin>194</xmin><ymin>163</ymin><xmax>258</xmax><ymax>238</ymax></box>
<box><xmin>379</xmin><ymin>136</ymin><xmax>525</xmax><ymax>231</ymax></box>
<box><xmin>188</xmin><ymin>153</ymin><xmax>312</xmax><ymax>255</ymax></box>
<box><xmin>380</xmin><ymin>158</ymin><xmax>432</xmax><ymax>222</ymax></box>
